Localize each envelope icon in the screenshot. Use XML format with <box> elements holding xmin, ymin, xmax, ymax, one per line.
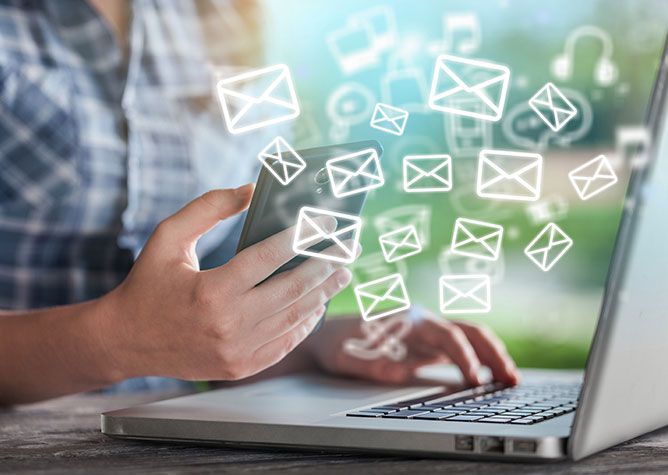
<box><xmin>403</xmin><ymin>155</ymin><xmax>452</xmax><ymax>192</ymax></box>
<box><xmin>379</xmin><ymin>225</ymin><xmax>422</xmax><ymax>263</ymax></box>
<box><xmin>370</xmin><ymin>103</ymin><xmax>409</xmax><ymax>135</ymax></box>
<box><xmin>374</xmin><ymin>205</ymin><xmax>431</xmax><ymax>247</ymax></box>
<box><xmin>326</xmin><ymin>148</ymin><xmax>385</xmax><ymax>198</ymax></box>
<box><xmin>354</xmin><ymin>273</ymin><xmax>410</xmax><ymax>321</ymax></box>
<box><xmin>293</xmin><ymin>207</ymin><xmax>362</xmax><ymax>263</ymax></box>
<box><xmin>439</xmin><ymin>275</ymin><xmax>491</xmax><ymax>314</ymax></box>
<box><xmin>451</xmin><ymin>218</ymin><xmax>503</xmax><ymax>261</ymax></box>
<box><xmin>524</xmin><ymin>223</ymin><xmax>573</xmax><ymax>272</ymax></box>
<box><xmin>529</xmin><ymin>82</ymin><xmax>577</xmax><ymax>132</ymax></box>
<box><xmin>428</xmin><ymin>55</ymin><xmax>510</xmax><ymax>122</ymax></box>
<box><xmin>477</xmin><ymin>149</ymin><xmax>543</xmax><ymax>202</ymax></box>
<box><xmin>257</xmin><ymin>136</ymin><xmax>306</xmax><ymax>185</ymax></box>
<box><xmin>568</xmin><ymin>155</ymin><xmax>618</xmax><ymax>201</ymax></box>
<box><xmin>216</xmin><ymin>64</ymin><xmax>300</xmax><ymax>134</ymax></box>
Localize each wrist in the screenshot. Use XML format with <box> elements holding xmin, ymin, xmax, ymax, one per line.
<box><xmin>87</xmin><ymin>289</ymin><xmax>134</xmax><ymax>385</ymax></box>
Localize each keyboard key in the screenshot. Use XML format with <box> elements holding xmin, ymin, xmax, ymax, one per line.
<box><xmin>347</xmin><ymin>411</ymin><xmax>382</xmax><ymax>417</ymax></box>
<box><xmin>478</xmin><ymin>416</ymin><xmax>514</xmax><ymax>423</ymax></box>
<box><xmin>468</xmin><ymin>409</ymin><xmax>507</xmax><ymax>415</ymax></box>
<box><xmin>444</xmin><ymin>414</ymin><xmax>487</xmax><ymax>422</ymax></box>
<box><xmin>418</xmin><ymin>405</ymin><xmax>447</xmax><ymax>411</ymax></box>
<box><xmin>371</xmin><ymin>405</ymin><xmax>407</xmax><ymax>411</ymax></box>
<box><xmin>413</xmin><ymin>412</ymin><xmax>457</xmax><ymax>420</ymax></box>
<box><xmin>382</xmin><ymin>410</ymin><xmax>429</xmax><ymax>419</ymax></box>
<box><xmin>504</xmin><ymin>410</ymin><xmax>538</xmax><ymax>416</ymax></box>
<box><xmin>510</xmin><ymin>418</ymin><xmax>535</xmax><ymax>425</ymax></box>
<box><xmin>435</xmin><ymin>409</ymin><xmax>468</xmax><ymax>415</ymax></box>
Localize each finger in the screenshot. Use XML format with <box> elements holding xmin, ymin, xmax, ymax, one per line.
<box><xmin>252</xmin><ymin>268</ymin><xmax>352</xmax><ymax>342</ymax></box>
<box><xmin>249</xmin><ymin>242</ymin><xmax>357</xmax><ymax>314</ymax></box>
<box><xmin>454</xmin><ymin>321</ymin><xmax>519</xmax><ymax>385</ymax></box>
<box><xmin>252</xmin><ymin>307</ymin><xmax>326</xmax><ymax>371</ymax></box>
<box><xmin>228</xmin><ymin>215</ymin><xmax>337</xmax><ymax>288</ymax></box>
<box><xmin>418</xmin><ymin>318</ymin><xmax>483</xmax><ymax>386</ymax></box>
<box><xmin>158</xmin><ymin>185</ymin><xmax>254</xmax><ymax>247</ymax></box>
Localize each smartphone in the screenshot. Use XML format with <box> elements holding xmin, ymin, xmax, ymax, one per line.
<box><xmin>236</xmin><ymin>140</ymin><xmax>383</xmax><ymax>331</ymax></box>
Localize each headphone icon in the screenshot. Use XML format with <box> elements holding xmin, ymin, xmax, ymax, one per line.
<box><xmin>551</xmin><ymin>25</ymin><xmax>619</xmax><ymax>87</ymax></box>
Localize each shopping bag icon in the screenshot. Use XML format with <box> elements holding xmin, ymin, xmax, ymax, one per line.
<box><xmin>403</xmin><ymin>155</ymin><xmax>452</xmax><ymax>192</ymax></box>
<box><xmin>257</xmin><ymin>137</ymin><xmax>306</xmax><ymax>185</ymax></box>
<box><xmin>451</xmin><ymin>218</ymin><xmax>503</xmax><ymax>261</ymax></box>
<box><xmin>370</xmin><ymin>103</ymin><xmax>409</xmax><ymax>136</ymax></box>
<box><xmin>524</xmin><ymin>223</ymin><xmax>573</xmax><ymax>272</ymax></box>
<box><xmin>293</xmin><ymin>207</ymin><xmax>362</xmax><ymax>263</ymax></box>
<box><xmin>379</xmin><ymin>225</ymin><xmax>422</xmax><ymax>262</ymax></box>
<box><xmin>428</xmin><ymin>55</ymin><xmax>510</xmax><ymax>121</ymax></box>
<box><xmin>568</xmin><ymin>155</ymin><xmax>618</xmax><ymax>201</ymax></box>
<box><xmin>354</xmin><ymin>274</ymin><xmax>410</xmax><ymax>321</ymax></box>
<box><xmin>326</xmin><ymin>148</ymin><xmax>384</xmax><ymax>198</ymax></box>
<box><xmin>528</xmin><ymin>82</ymin><xmax>577</xmax><ymax>132</ymax></box>
<box><xmin>217</xmin><ymin>64</ymin><xmax>300</xmax><ymax>134</ymax></box>
<box><xmin>477</xmin><ymin>149</ymin><xmax>543</xmax><ymax>202</ymax></box>
<box><xmin>439</xmin><ymin>274</ymin><xmax>491</xmax><ymax>314</ymax></box>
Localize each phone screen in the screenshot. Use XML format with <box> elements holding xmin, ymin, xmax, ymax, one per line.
<box><xmin>236</xmin><ymin>140</ymin><xmax>383</xmax><ymax>275</ymax></box>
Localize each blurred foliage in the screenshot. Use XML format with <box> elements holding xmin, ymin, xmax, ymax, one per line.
<box><xmin>259</xmin><ymin>0</ymin><xmax>668</xmax><ymax>368</ymax></box>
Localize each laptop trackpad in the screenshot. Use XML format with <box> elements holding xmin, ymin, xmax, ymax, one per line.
<box><xmin>135</xmin><ymin>374</ymin><xmax>456</xmax><ymax>425</ymax></box>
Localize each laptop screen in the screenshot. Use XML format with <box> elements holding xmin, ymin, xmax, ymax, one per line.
<box><xmin>262</xmin><ymin>0</ymin><xmax>668</xmax><ymax>369</ymax></box>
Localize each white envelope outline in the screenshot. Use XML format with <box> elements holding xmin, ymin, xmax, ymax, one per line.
<box><xmin>439</xmin><ymin>275</ymin><xmax>491</xmax><ymax>314</ymax></box>
<box><xmin>216</xmin><ymin>64</ymin><xmax>300</xmax><ymax>134</ymax></box>
<box><xmin>528</xmin><ymin>82</ymin><xmax>577</xmax><ymax>132</ymax></box>
<box><xmin>370</xmin><ymin>103</ymin><xmax>409</xmax><ymax>136</ymax></box>
<box><xmin>451</xmin><ymin>218</ymin><xmax>503</xmax><ymax>261</ymax></box>
<box><xmin>374</xmin><ymin>205</ymin><xmax>431</xmax><ymax>247</ymax></box>
<box><xmin>428</xmin><ymin>55</ymin><xmax>510</xmax><ymax>121</ymax></box>
<box><xmin>403</xmin><ymin>155</ymin><xmax>452</xmax><ymax>192</ymax></box>
<box><xmin>524</xmin><ymin>223</ymin><xmax>573</xmax><ymax>272</ymax></box>
<box><xmin>477</xmin><ymin>149</ymin><xmax>543</xmax><ymax>202</ymax></box>
<box><xmin>379</xmin><ymin>225</ymin><xmax>422</xmax><ymax>263</ymax></box>
<box><xmin>257</xmin><ymin>137</ymin><xmax>306</xmax><ymax>186</ymax></box>
<box><xmin>354</xmin><ymin>273</ymin><xmax>410</xmax><ymax>321</ymax></box>
<box><xmin>568</xmin><ymin>155</ymin><xmax>618</xmax><ymax>201</ymax></box>
<box><xmin>292</xmin><ymin>207</ymin><xmax>362</xmax><ymax>264</ymax></box>
<box><xmin>326</xmin><ymin>148</ymin><xmax>384</xmax><ymax>198</ymax></box>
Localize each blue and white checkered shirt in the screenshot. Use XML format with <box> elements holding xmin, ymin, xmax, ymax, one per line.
<box><xmin>0</xmin><ymin>0</ymin><xmax>269</xmax><ymax>391</ymax></box>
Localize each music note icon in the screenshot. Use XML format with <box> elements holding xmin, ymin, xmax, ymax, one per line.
<box><xmin>429</xmin><ymin>12</ymin><xmax>481</xmax><ymax>56</ymax></box>
<box><xmin>446</xmin><ymin>12</ymin><xmax>481</xmax><ymax>55</ymax></box>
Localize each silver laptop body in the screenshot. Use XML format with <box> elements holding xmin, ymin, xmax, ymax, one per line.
<box><xmin>102</xmin><ymin>37</ymin><xmax>668</xmax><ymax>462</ymax></box>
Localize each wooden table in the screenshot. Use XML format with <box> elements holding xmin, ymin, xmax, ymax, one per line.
<box><xmin>2</xmin><ymin>390</ymin><xmax>668</xmax><ymax>474</ymax></box>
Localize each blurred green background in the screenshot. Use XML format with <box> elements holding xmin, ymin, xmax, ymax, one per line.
<box><xmin>260</xmin><ymin>0</ymin><xmax>667</xmax><ymax>368</ymax></box>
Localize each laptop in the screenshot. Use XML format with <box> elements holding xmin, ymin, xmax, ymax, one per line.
<box><xmin>101</xmin><ymin>35</ymin><xmax>668</xmax><ymax>461</ymax></box>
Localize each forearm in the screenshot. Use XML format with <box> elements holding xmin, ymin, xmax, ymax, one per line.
<box><xmin>0</xmin><ymin>297</ymin><xmax>125</xmax><ymax>405</ymax></box>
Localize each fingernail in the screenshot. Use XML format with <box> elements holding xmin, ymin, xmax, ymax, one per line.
<box><xmin>323</xmin><ymin>216</ymin><xmax>337</xmax><ymax>232</ymax></box>
<box><xmin>336</xmin><ymin>268</ymin><xmax>352</xmax><ymax>288</ymax></box>
<box><xmin>234</xmin><ymin>184</ymin><xmax>253</xmax><ymax>196</ymax></box>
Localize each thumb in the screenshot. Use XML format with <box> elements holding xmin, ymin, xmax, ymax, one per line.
<box><xmin>158</xmin><ymin>184</ymin><xmax>254</xmax><ymax>246</ymax></box>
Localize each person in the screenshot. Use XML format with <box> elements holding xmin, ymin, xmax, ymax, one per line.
<box><xmin>0</xmin><ymin>0</ymin><xmax>518</xmax><ymax>406</ymax></box>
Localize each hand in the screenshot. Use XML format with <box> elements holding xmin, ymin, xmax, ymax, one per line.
<box><xmin>309</xmin><ymin>309</ymin><xmax>519</xmax><ymax>386</ymax></box>
<box><xmin>98</xmin><ymin>185</ymin><xmax>354</xmax><ymax>382</ymax></box>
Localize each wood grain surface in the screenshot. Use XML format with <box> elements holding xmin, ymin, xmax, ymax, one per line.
<box><xmin>2</xmin><ymin>391</ymin><xmax>668</xmax><ymax>474</ymax></box>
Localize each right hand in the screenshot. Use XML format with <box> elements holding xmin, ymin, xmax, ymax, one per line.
<box><xmin>99</xmin><ymin>184</ymin><xmax>353</xmax><ymax>382</ymax></box>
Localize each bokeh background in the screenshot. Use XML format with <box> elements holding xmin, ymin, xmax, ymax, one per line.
<box><xmin>257</xmin><ymin>0</ymin><xmax>668</xmax><ymax>368</ymax></box>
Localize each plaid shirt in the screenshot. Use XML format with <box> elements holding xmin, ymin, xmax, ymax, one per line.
<box><xmin>0</xmin><ymin>0</ymin><xmax>269</xmax><ymax>390</ymax></box>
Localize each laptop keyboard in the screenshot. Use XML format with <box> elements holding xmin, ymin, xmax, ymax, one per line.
<box><xmin>347</xmin><ymin>382</ymin><xmax>580</xmax><ymax>425</ymax></box>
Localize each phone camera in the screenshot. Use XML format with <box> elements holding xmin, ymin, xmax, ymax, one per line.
<box><xmin>314</xmin><ymin>167</ymin><xmax>330</xmax><ymax>185</ymax></box>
